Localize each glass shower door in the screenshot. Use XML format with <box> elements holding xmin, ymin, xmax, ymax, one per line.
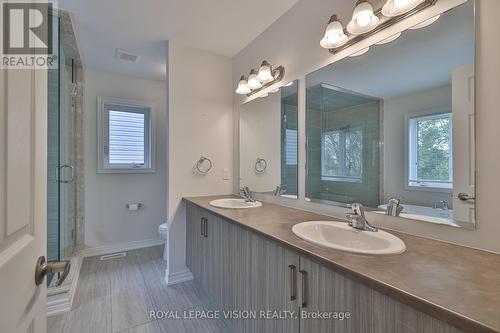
<box><xmin>47</xmin><ymin>16</ymin><xmax>76</xmax><ymax>275</ymax></box>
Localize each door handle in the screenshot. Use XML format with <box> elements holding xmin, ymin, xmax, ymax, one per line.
<box><xmin>35</xmin><ymin>256</ymin><xmax>71</xmax><ymax>287</ymax></box>
<box><xmin>288</xmin><ymin>265</ymin><xmax>297</xmax><ymax>301</ymax></box>
<box><xmin>299</xmin><ymin>270</ymin><xmax>308</xmax><ymax>308</ymax></box>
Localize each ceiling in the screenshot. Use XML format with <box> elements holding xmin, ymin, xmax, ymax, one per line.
<box><xmin>59</xmin><ymin>0</ymin><xmax>299</xmax><ymax>81</ymax></box>
<box><xmin>306</xmin><ymin>0</ymin><xmax>474</xmax><ymax>99</ymax></box>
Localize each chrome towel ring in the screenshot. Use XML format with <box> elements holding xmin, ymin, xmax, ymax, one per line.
<box><xmin>196</xmin><ymin>157</ymin><xmax>213</xmax><ymax>174</ymax></box>
<box><xmin>255</xmin><ymin>158</ymin><xmax>267</xmax><ymax>173</ymax></box>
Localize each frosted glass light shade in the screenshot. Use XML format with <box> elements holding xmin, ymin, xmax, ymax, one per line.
<box><xmin>235</xmin><ymin>76</ymin><xmax>251</xmax><ymax>95</ymax></box>
<box><xmin>382</xmin><ymin>0</ymin><xmax>423</xmax><ymax>17</ymax></box>
<box><xmin>247</xmin><ymin>70</ymin><xmax>262</xmax><ymax>90</ymax></box>
<box><xmin>258</xmin><ymin>61</ymin><xmax>273</xmax><ymax>82</ymax></box>
<box><xmin>347</xmin><ymin>1</ymin><xmax>379</xmax><ymax>35</ymax></box>
<box><xmin>320</xmin><ymin>16</ymin><xmax>348</xmax><ymax>49</ymax></box>
<box><xmin>409</xmin><ymin>14</ymin><xmax>440</xmax><ymax>29</ymax></box>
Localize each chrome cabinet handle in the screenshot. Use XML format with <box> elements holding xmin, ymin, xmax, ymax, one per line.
<box><xmin>204</xmin><ymin>218</ymin><xmax>208</xmax><ymax>238</ymax></box>
<box><xmin>458</xmin><ymin>192</ymin><xmax>475</xmax><ymax>202</ymax></box>
<box><xmin>35</xmin><ymin>256</ymin><xmax>71</xmax><ymax>287</ymax></box>
<box><xmin>299</xmin><ymin>270</ymin><xmax>308</xmax><ymax>308</ymax></box>
<box><xmin>288</xmin><ymin>265</ymin><xmax>297</xmax><ymax>301</ymax></box>
<box><xmin>201</xmin><ymin>217</ymin><xmax>204</xmax><ymax>236</ymax></box>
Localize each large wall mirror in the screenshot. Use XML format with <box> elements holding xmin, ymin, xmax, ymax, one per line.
<box><xmin>240</xmin><ymin>80</ymin><xmax>299</xmax><ymax>199</ymax></box>
<box><xmin>306</xmin><ymin>1</ymin><xmax>475</xmax><ymax>228</ymax></box>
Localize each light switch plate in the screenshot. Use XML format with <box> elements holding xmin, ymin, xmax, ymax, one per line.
<box><xmin>223</xmin><ymin>168</ymin><xmax>230</xmax><ymax>180</ymax></box>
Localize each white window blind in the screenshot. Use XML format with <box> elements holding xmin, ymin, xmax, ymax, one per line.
<box><xmin>98</xmin><ymin>97</ymin><xmax>155</xmax><ymax>173</ymax></box>
<box><xmin>108</xmin><ymin>110</ymin><xmax>145</xmax><ymax>165</ymax></box>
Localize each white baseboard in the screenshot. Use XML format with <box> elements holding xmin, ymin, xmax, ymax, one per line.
<box><xmin>47</xmin><ymin>255</ymin><xmax>83</xmax><ymax>316</ymax></box>
<box><xmin>165</xmin><ymin>268</ymin><xmax>194</xmax><ymax>286</ymax></box>
<box><xmin>80</xmin><ymin>238</ymin><xmax>165</xmax><ymax>258</ymax></box>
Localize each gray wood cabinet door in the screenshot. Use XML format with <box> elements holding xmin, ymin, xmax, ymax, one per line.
<box><xmin>298</xmin><ymin>256</ymin><xmax>355</xmax><ymax>333</ymax></box>
<box><xmin>298</xmin><ymin>256</ymin><xmax>467</xmax><ymax>333</ymax></box>
<box><xmin>186</xmin><ymin>204</ymin><xmax>206</xmax><ymax>285</ymax></box>
<box><xmin>250</xmin><ymin>233</ymin><xmax>300</xmax><ymax>333</ymax></box>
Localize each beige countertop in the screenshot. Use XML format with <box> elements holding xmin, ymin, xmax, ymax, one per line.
<box><xmin>184</xmin><ymin>195</ymin><xmax>500</xmax><ymax>333</ymax></box>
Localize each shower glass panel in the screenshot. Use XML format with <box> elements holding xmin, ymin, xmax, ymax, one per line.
<box><xmin>47</xmin><ymin>16</ymin><xmax>76</xmax><ymax>269</ymax></box>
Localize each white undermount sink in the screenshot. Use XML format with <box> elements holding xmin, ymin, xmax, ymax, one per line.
<box><xmin>209</xmin><ymin>198</ymin><xmax>262</xmax><ymax>209</ymax></box>
<box><xmin>292</xmin><ymin>221</ymin><xmax>406</xmax><ymax>255</ymax></box>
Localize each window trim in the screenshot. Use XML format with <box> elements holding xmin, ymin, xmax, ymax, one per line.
<box><xmin>320</xmin><ymin>127</ymin><xmax>363</xmax><ymax>183</ymax></box>
<box><xmin>404</xmin><ymin>106</ymin><xmax>452</xmax><ymax>192</ymax></box>
<box><xmin>97</xmin><ymin>96</ymin><xmax>156</xmax><ymax>174</ymax></box>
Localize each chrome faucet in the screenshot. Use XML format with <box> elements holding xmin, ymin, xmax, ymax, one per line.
<box><xmin>240</xmin><ymin>186</ymin><xmax>256</xmax><ymax>203</ymax></box>
<box><xmin>386</xmin><ymin>198</ymin><xmax>403</xmax><ymax>217</ymax></box>
<box><xmin>434</xmin><ymin>200</ymin><xmax>449</xmax><ymax>210</ymax></box>
<box><xmin>346</xmin><ymin>203</ymin><xmax>378</xmax><ymax>232</ymax></box>
<box><xmin>273</xmin><ymin>184</ymin><xmax>286</xmax><ymax>196</ymax></box>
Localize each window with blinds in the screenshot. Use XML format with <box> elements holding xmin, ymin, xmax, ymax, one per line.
<box><xmin>98</xmin><ymin>97</ymin><xmax>155</xmax><ymax>173</ymax></box>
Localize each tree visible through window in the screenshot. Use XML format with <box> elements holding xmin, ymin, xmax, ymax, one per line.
<box><xmin>408</xmin><ymin>113</ymin><xmax>452</xmax><ymax>189</ymax></box>
<box><xmin>321</xmin><ymin>128</ymin><xmax>363</xmax><ymax>182</ymax></box>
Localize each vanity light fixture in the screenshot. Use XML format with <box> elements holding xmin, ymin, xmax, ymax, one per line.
<box><xmin>247</xmin><ymin>69</ymin><xmax>263</xmax><ymax>90</ymax></box>
<box><xmin>322</xmin><ymin>0</ymin><xmax>437</xmax><ymax>55</ymax></box>
<box><xmin>375</xmin><ymin>31</ymin><xmax>402</xmax><ymax>44</ymax></box>
<box><xmin>409</xmin><ymin>14</ymin><xmax>440</xmax><ymax>29</ymax></box>
<box><xmin>320</xmin><ymin>15</ymin><xmax>348</xmax><ymax>49</ymax></box>
<box><xmin>235</xmin><ymin>61</ymin><xmax>285</xmax><ymax>96</ymax></box>
<box><xmin>235</xmin><ymin>76</ymin><xmax>251</xmax><ymax>95</ymax></box>
<box><xmin>382</xmin><ymin>0</ymin><xmax>424</xmax><ymax>17</ymax></box>
<box><xmin>347</xmin><ymin>1</ymin><xmax>380</xmax><ymax>35</ymax></box>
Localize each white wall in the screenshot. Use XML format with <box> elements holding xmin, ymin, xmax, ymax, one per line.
<box><xmin>167</xmin><ymin>42</ymin><xmax>233</xmax><ymax>282</ymax></box>
<box><xmin>232</xmin><ymin>0</ymin><xmax>500</xmax><ymax>253</ymax></box>
<box><xmin>84</xmin><ymin>69</ymin><xmax>167</xmax><ymax>248</ymax></box>
<box><xmin>383</xmin><ymin>84</ymin><xmax>453</xmax><ymax>207</ymax></box>
<box><xmin>240</xmin><ymin>93</ymin><xmax>281</xmax><ymax>193</ymax></box>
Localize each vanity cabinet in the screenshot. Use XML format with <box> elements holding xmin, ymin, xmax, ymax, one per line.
<box><xmin>186</xmin><ymin>203</ymin><xmax>466</xmax><ymax>333</ymax></box>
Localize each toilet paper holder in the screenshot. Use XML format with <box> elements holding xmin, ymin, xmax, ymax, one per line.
<box><xmin>126</xmin><ymin>203</ymin><xmax>143</xmax><ymax>210</ymax></box>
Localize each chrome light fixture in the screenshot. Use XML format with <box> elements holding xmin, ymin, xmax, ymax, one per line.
<box><xmin>382</xmin><ymin>0</ymin><xmax>424</xmax><ymax>17</ymax></box>
<box><xmin>235</xmin><ymin>61</ymin><xmax>285</xmax><ymax>96</ymax></box>
<box><xmin>321</xmin><ymin>0</ymin><xmax>437</xmax><ymax>55</ymax></box>
<box><xmin>247</xmin><ymin>69</ymin><xmax>262</xmax><ymax>90</ymax></box>
<box><xmin>320</xmin><ymin>15</ymin><xmax>348</xmax><ymax>49</ymax></box>
<box><xmin>347</xmin><ymin>1</ymin><xmax>380</xmax><ymax>35</ymax></box>
<box><xmin>235</xmin><ymin>76</ymin><xmax>251</xmax><ymax>95</ymax></box>
<box><xmin>257</xmin><ymin>61</ymin><xmax>273</xmax><ymax>82</ymax></box>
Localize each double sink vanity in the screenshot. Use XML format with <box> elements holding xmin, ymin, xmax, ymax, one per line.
<box><xmin>185</xmin><ymin>195</ymin><xmax>500</xmax><ymax>333</ymax></box>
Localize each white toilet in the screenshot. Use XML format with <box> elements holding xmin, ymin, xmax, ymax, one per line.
<box><xmin>158</xmin><ymin>223</ymin><xmax>169</xmax><ymax>261</ymax></box>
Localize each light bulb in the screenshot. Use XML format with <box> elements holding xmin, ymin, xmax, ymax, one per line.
<box><xmin>257</xmin><ymin>61</ymin><xmax>273</xmax><ymax>82</ymax></box>
<box><xmin>247</xmin><ymin>70</ymin><xmax>262</xmax><ymax>90</ymax></box>
<box><xmin>235</xmin><ymin>76</ymin><xmax>251</xmax><ymax>95</ymax></box>
<box><xmin>356</xmin><ymin>12</ymin><xmax>371</xmax><ymax>27</ymax></box>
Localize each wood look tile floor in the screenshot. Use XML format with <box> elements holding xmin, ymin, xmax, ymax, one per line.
<box><xmin>48</xmin><ymin>246</ymin><xmax>235</xmax><ymax>333</ymax></box>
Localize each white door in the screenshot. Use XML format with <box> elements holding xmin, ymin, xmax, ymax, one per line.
<box><xmin>0</xmin><ymin>66</ymin><xmax>48</xmax><ymax>332</ymax></box>
<box><xmin>452</xmin><ymin>64</ymin><xmax>475</xmax><ymax>225</ymax></box>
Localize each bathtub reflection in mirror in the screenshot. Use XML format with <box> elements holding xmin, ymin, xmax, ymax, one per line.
<box><xmin>305</xmin><ymin>1</ymin><xmax>475</xmax><ymax>228</ymax></box>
